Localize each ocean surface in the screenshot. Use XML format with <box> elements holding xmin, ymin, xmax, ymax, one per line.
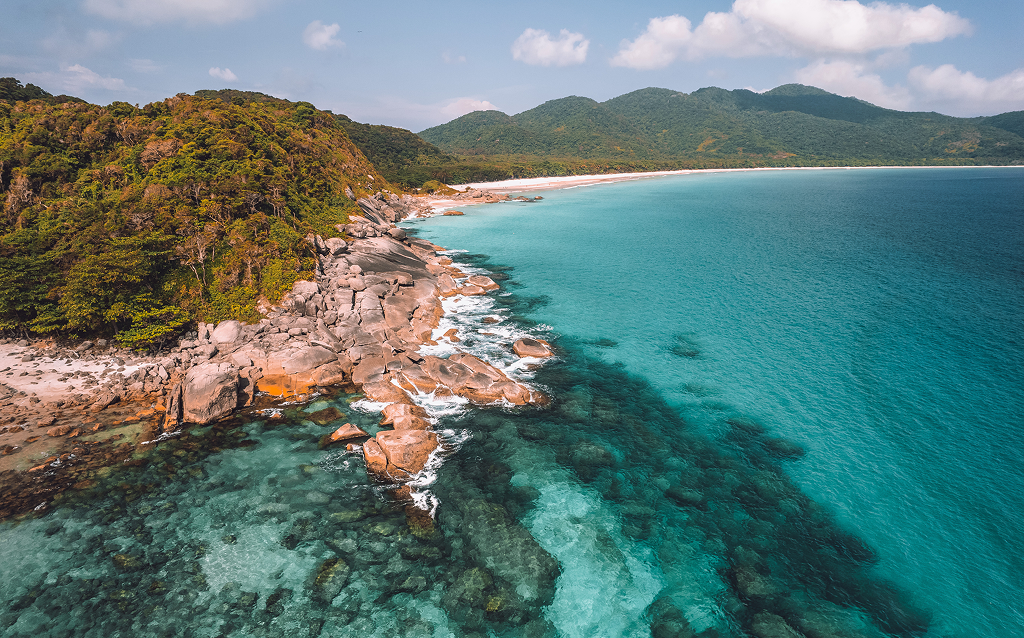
<box><xmin>1</xmin><ymin>167</ymin><xmax>1021</xmax><ymax>638</ymax></box>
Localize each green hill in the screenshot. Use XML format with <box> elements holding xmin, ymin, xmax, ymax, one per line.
<box><xmin>0</xmin><ymin>89</ymin><xmax>390</xmax><ymax>343</ymax></box>
<box><xmin>419</xmin><ymin>84</ymin><xmax>1024</xmax><ymax>167</ymax></box>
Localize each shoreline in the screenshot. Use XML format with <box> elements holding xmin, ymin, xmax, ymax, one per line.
<box><xmin>455</xmin><ymin>164</ymin><xmax>1024</xmax><ymax>194</ymax></box>
<box><xmin>0</xmin><ymin>191</ymin><xmax>547</xmax><ymax>520</ymax></box>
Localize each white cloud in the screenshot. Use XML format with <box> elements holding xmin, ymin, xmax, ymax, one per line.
<box><xmin>908</xmin><ymin>64</ymin><xmax>1024</xmax><ymax>114</ymax></box>
<box><xmin>512</xmin><ymin>28</ymin><xmax>589</xmax><ymax>67</ymax></box>
<box><xmin>23</xmin><ymin>64</ymin><xmax>129</xmax><ymax>94</ymax></box>
<box><xmin>83</xmin><ymin>0</ymin><xmax>273</xmax><ymax>25</ymax></box>
<box><xmin>303</xmin><ymin>20</ymin><xmax>343</xmax><ymax>51</ymax></box>
<box><xmin>610</xmin><ymin>15</ymin><xmax>693</xmax><ymax>70</ymax></box>
<box><xmin>209</xmin><ymin>67</ymin><xmax>238</xmax><ymax>82</ymax></box>
<box><xmin>794</xmin><ymin>60</ymin><xmax>912</xmax><ymax>109</ymax></box>
<box><xmin>612</xmin><ymin>0</ymin><xmax>971</xmax><ymax>69</ymax></box>
<box><xmin>439</xmin><ymin>98</ymin><xmax>499</xmax><ymax>119</ymax></box>
<box><xmin>788</xmin><ymin>60</ymin><xmax>1024</xmax><ymax>116</ymax></box>
<box><xmin>442</xmin><ymin>52</ymin><xmax>467</xmax><ymax>64</ymax></box>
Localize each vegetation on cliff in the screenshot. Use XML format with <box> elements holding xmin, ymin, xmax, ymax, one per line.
<box><xmin>0</xmin><ymin>87</ymin><xmax>391</xmax><ymax>345</ymax></box>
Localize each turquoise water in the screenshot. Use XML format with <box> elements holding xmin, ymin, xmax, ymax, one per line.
<box><xmin>1</xmin><ymin>167</ymin><xmax>1021</xmax><ymax>637</ymax></box>
<box><xmin>409</xmin><ymin>167</ymin><xmax>1024</xmax><ymax>637</ymax></box>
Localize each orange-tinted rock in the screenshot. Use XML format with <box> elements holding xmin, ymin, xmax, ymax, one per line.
<box><xmin>380</xmin><ymin>403</ymin><xmax>428</xmax><ymax>425</ymax></box>
<box><xmin>465</xmin><ymin>275</ymin><xmax>499</xmax><ymax>291</ymax></box>
<box><xmin>442</xmin><ymin>210</ymin><xmax>465</xmax><ymax>216</ymax></box>
<box><xmin>361</xmin><ymin>379</ymin><xmax>410</xmax><ymax>404</ymax></box>
<box><xmin>459</xmin><ymin>285</ymin><xmax>486</xmax><ymax>296</ymax></box>
<box><xmin>256</xmin><ymin>373</ymin><xmax>315</xmax><ymax>398</ymax></box>
<box><xmin>311</xmin><ymin>360</ymin><xmax>349</xmax><ymax>386</ymax></box>
<box><xmin>513</xmin><ymin>338</ymin><xmax>553</xmax><ymax>358</ymax></box>
<box><xmin>329</xmin><ymin>423</ymin><xmax>367</xmax><ymax>442</ymax></box>
<box><xmin>443</xmin><ymin>328</ymin><xmax>460</xmax><ymax>342</ymax></box>
<box><xmin>363</xmin><ymin>439</ymin><xmax>389</xmax><ymax>476</ymax></box>
<box><xmin>482</xmin><ymin>316</ymin><xmax>501</xmax><ymax>324</ymax></box>
<box><xmin>46</xmin><ymin>424</ymin><xmax>73</xmax><ymax>437</ymax></box>
<box><xmin>391</xmin><ymin>415</ymin><xmax>431</xmax><ymax>431</ymax></box>
<box><xmin>376</xmin><ymin>430</ymin><xmax>438</xmax><ymax>476</ymax></box>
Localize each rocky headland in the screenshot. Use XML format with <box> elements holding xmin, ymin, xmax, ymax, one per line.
<box><xmin>0</xmin><ymin>190</ymin><xmax>551</xmax><ymax>519</ymax></box>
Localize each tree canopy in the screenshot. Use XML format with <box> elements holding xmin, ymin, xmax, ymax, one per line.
<box><xmin>0</xmin><ymin>91</ymin><xmax>391</xmax><ymax>342</ymax></box>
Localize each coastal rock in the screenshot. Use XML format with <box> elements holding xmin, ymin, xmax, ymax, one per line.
<box><xmin>513</xmin><ymin>338</ymin><xmax>553</xmax><ymax>358</ymax></box>
<box><xmin>210</xmin><ymin>320</ymin><xmax>242</xmax><ymax>344</ymax></box>
<box><xmin>182</xmin><ymin>363</ymin><xmax>239</xmax><ymax>424</ymax></box>
<box><xmin>375</xmin><ymin>429</ymin><xmax>438</xmax><ymax>478</ymax></box>
<box><xmin>351</xmin><ymin>357</ymin><xmax>386</xmax><ymax>385</ymax></box>
<box><xmin>361</xmin><ymin>379</ymin><xmax>411</xmax><ymax>404</ymax></box>
<box><xmin>459</xmin><ymin>285</ymin><xmax>487</xmax><ymax>296</ymax></box>
<box><xmin>362</xmin><ymin>439</ymin><xmax>389</xmax><ymax>476</ymax></box>
<box><xmin>442</xmin><ymin>210</ymin><xmax>465</xmax><ymax>216</ymax></box>
<box><xmin>328</xmin><ymin>423</ymin><xmax>367</xmax><ymax>443</ymax></box>
<box><xmin>380</xmin><ymin>403</ymin><xmax>428</xmax><ymax>425</ymax></box>
<box><xmin>465</xmin><ymin>275</ymin><xmax>499</xmax><ymax>291</ymax></box>
<box><xmin>325</xmin><ymin>237</ymin><xmax>348</xmax><ymax>256</ymax></box>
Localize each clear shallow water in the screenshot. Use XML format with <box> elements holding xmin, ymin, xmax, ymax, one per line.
<box><xmin>1</xmin><ymin>167</ymin><xmax>1021</xmax><ymax>638</ymax></box>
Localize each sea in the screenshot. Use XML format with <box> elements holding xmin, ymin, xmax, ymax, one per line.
<box><xmin>0</xmin><ymin>167</ymin><xmax>1021</xmax><ymax>638</ymax></box>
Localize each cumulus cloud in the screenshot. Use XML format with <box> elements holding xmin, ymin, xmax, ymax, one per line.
<box><xmin>303</xmin><ymin>20</ymin><xmax>343</xmax><ymax>51</ymax></box>
<box><xmin>612</xmin><ymin>0</ymin><xmax>971</xmax><ymax>68</ymax></box>
<box><xmin>789</xmin><ymin>60</ymin><xmax>1024</xmax><ymax>115</ymax></box>
<box><xmin>794</xmin><ymin>60</ymin><xmax>912</xmax><ymax>109</ymax></box>
<box><xmin>83</xmin><ymin>0</ymin><xmax>274</xmax><ymax>25</ymax></box>
<box><xmin>512</xmin><ymin>28</ymin><xmax>589</xmax><ymax>67</ymax></box>
<box><xmin>209</xmin><ymin>67</ymin><xmax>238</xmax><ymax>82</ymax></box>
<box><xmin>440</xmin><ymin>98</ymin><xmax>499</xmax><ymax>119</ymax></box>
<box><xmin>23</xmin><ymin>64</ymin><xmax>129</xmax><ymax>94</ymax></box>
<box><xmin>908</xmin><ymin>64</ymin><xmax>1024</xmax><ymax>114</ymax></box>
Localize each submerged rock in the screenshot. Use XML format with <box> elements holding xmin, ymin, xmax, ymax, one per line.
<box><xmin>456</xmin><ymin>498</ymin><xmax>560</xmax><ymax>605</ymax></box>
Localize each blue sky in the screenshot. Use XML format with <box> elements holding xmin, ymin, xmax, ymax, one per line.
<box><xmin>2</xmin><ymin>0</ymin><xmax>1022</xmax><ymax>131</ymax></box>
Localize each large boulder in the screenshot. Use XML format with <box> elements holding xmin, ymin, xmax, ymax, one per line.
<box><xmin>512</xmin><ymin>338</ymin><xmax>553</xmax><ymax>358</ymax></box>
<box><xmin>183</xmin><ymin>363</ymin><xmax>239</xmax><ymax>424</ymax></box>
<box><xmin>367</xmin><ymin>429</ymin><xmax>439</xmax><ymax>480</ymax></box>
<box><xmin>324</xmin><ymin>237</ymin><xmax>348</xmax><ymax>256</ymax></box>
<box><xmin>210</xmin><ymin>320</ymin><xmax>242</xmax><ymax>344</ymax></box>
<box><xmin>465</xmin><ymin>275</ymin><xmax>499</xmax><ymax>291</ymax></box>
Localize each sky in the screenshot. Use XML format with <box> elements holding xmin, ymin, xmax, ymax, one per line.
<box><xmin>2</xmin><ymin>0</ymin><xmax>1023</xmax><ymax>131</ymax></box>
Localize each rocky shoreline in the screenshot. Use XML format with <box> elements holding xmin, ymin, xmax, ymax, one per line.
<box><xmin>0</xmin><ymin>189</ymin><xmax>552</xmax><ymax>520</ymax></box>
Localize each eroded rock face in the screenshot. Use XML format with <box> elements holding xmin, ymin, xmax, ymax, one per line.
<box><xmin>182</xmin><ymin>363</ymin><xmax>239</xmax><ymax>424</ymax></box>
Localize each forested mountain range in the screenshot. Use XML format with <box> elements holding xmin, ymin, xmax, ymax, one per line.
<box><xmin>419</xmin><ymin>84</ymin><xmax>1024</xmax><ymax>167</ymax></box>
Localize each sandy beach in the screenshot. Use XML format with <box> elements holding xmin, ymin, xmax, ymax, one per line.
<box><xmin>452</xmin><ymin>164</ymin><xmax>1024</xmax><ymax>196</ymax></box>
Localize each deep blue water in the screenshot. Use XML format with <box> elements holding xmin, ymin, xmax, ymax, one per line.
<box><xmin>1</xmin><ymin>167</ymin><xmax>1021</xmax><ymax>638</ymax></box>
<box><xmin>406</xmin><ymin>167</ymin><xmax>1024</xmax><ymax>637</ymax></box>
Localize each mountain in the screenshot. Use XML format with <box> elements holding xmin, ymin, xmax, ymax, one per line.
<box><xmin>0</xmin><ymin>77</ymin><xmax>84</xmax><ymax>105</ymax></box>
<box><xmin>419</xmin><ymin>84</ymin><xmax>1024</xmax><ymax>166</ymax></box>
